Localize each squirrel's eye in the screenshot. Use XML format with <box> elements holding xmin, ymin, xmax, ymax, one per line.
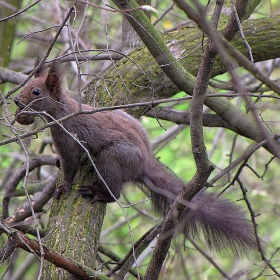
<box><xmin>33</xmin><ymin>89</ymin><xmax>41</xmax><ymax>96</ymax></box>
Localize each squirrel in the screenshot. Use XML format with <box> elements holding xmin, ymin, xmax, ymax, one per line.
<box><xmin>14</xmin><ymin>59</ymin><xmax>258</xmax><ymax>255</ymax></box>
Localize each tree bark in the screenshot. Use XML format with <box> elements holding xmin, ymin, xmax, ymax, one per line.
<box><xmin>42</xmin><ymin>156</ymin><xmax>106</xmax><ymax>279</ymax></box>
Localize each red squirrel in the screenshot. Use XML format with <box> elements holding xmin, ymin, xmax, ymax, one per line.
<box><xmin>14</xmin><ymin>59</ymin><xmax>257</xmax><ymax>255</ymax></box>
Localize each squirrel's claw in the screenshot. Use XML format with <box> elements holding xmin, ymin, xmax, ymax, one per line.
<box><xmin>53</xmin><ymin>182</ymin><xmax>72</xmax><ymax>199</ymax></box>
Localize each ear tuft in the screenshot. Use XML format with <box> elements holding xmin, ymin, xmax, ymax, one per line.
<box><xmin>34</xmin><ymin>51</ymin><xmax>46</xmax><ymax>77</ymax></box>
<box><xmin>46</xmin><ymin>60</ymin><xmax>62</xmax><ymax>101</ymax></box>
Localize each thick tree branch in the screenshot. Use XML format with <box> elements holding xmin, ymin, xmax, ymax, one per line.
<box><xmin>145</xmin><ymin>107</ymin><xmax>239</xmax><ymax>132</ymax></box>
<box><xmin>83</xmin><ymin>15</ymin><xmax>280</xmax><ymax>105</ymax></box>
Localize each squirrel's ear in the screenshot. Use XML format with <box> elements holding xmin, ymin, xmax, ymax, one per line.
<box><xmin>46</xmin><ymin>61</ymin><xmax>62</xmax><ymax>101</ymax></box>
<box><xmin>34</xmin><ymin>51</ymin><xmax>46</xmax><ymax>77</ymax></box>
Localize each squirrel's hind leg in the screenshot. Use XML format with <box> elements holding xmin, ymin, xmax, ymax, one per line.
<box><xmin>79</xmin><ymin>184</ymin><xmax>118</xmax><ymax>203</ymax></box>
<box><xmin>79</xmin><ymin>146</ymin><xmax>124</xmax><ymax>204</ymax></box>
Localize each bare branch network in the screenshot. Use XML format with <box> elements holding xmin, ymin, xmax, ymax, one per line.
<box><xmin>1</xmin><ymin>0</ymin><xmax>280</xmax><ymax>279</ymax></box>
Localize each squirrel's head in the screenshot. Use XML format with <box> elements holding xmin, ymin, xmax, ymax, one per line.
<box><xmin>14</xmin><ymin>58</ymin><xmax>63</xmax><ymax>117</ymax></box>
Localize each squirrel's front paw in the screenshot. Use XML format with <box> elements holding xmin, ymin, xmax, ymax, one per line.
<box><xmin>53</xmin><ymin>182</ymin><xmax>71</xmax><ymax>199</ymax></box>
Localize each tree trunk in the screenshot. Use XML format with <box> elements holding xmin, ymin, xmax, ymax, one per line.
<box><xmin>42</xmin><ymin>156</ymin><xmax>106</xmax><ymax>279</ymax></box>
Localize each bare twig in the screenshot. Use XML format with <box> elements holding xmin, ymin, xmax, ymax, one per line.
<box><xmin>188</xmin><ymin>238</ymin><xmax>232</xmax><ymax>279</ymax></box>
<box><xmin>209</xmin><ymin>138</ymin><xmax>268</xmax><ymax>185</ymax></box>
<box><xmin>0</xmin><ymin>0</ymin><xmax>41</xmax><ymax>23</ymax></box>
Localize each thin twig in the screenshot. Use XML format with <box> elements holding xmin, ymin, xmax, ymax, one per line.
<box><xmin>0</xmin><ymin>0</ymin><xmax>41</xmax><ymax>23</ymax></box>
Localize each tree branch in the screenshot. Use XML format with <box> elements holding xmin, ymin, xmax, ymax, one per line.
<box><xmin>0</xmin><ymin>225</ymin><xmax>106</xmax><ymax>280</ymax></box>
<box><xmin>145</xmin><ymin>107</ymin><xmax>239</xmax><ymax>132</ymax></box>
<box><xmin>2</xmin><ymin>155</ymin><xmax>57</xmax><ymax>219</ymax></box>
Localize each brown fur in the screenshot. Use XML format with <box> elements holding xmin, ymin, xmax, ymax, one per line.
<box><xmin>14</xmin><ymin>60</ymin><xmax>258</xmax><ymax>255</ymax></box>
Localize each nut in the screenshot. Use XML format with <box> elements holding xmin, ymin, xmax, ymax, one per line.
<box><xmin>15</xmin><ymin>107</ymin><xmax>35</xmax><ymax>125</ymax></box>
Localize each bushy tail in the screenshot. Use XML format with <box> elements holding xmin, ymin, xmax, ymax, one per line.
<box><xmin>143</xmin><ymin>156</ymin><xmax>257</xmax><ymax>255</ymax></box>
<box><xmin>183</xmin><ymin>191</ymin><xmax>257</xmax><ymax>255</ymax></box>
<box><xmin>142</xmin><ymin>156</ymin><xmax>184</xmax><ymax>215</ymax></box>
